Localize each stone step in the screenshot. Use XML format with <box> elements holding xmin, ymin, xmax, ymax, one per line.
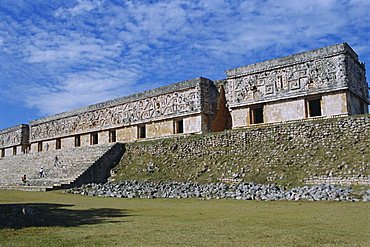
<box><xmin>0</xmin><ymin>143</ymin><xmax>122</xmax><ymax>190</ymax></box>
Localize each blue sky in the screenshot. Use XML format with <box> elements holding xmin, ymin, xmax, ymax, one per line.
<box><xmin>0</xmin><ymin>0</ymin><xmax>369</xmax><ymax>129</ymax></box>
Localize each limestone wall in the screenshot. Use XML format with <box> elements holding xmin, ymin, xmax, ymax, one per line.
<box><xmin>0</xmin><ymin>125</ymin><xmax>29</xmax><ymax>156</ymax></box>
<box><xmin>348</xmin><ymin>91</ymin><xmax>369</xmax><ymax>115</ymax></box>
<box><xmin>264</xmin><ymin>99</ymin><xmax>306</xmax><ymax>123</ymax></box>
<box><xmin>29</xmin><ymin>77</ymin><xmax>218</xmax><ymax>143</ymax></box>
<box><xmin>146</xmin><ymin>120</ymin><xmax>174</xmax><ymax>138</ymax></box>
<box><xmin>0</xmin><ymin>125</ymin><xmax>29</xmax><ymax>148</ymax></box>
<box><xmin>321</xmin><ymin>92</ymin><xmax>348</xmax><ymax>116</ymax></box>
<box><xmin>222</xmin><ymin>43</ymin><xmax>369</xmax><ymax>127</ymax></box>
<box><xmin>346</xmin><ymin>51</ymin><xmax>368</xmax><ymax>101</ymax></box>
<box><xmin>231</xmin><ymin>108</ymin><xmax>249</xmax><ymax>128</ymax></box>
<box><xmin>117</xmin><ymin>126</ymin><xmax>137</xmax><ymax>142</ymax></box>
<box><xmin>1</xmin><ymin>43</ymin><xmax>368</xmax><ymax>157</ymax></box>
<box><xmin>224</xmin><ymin>43</ymin><xmax>367</xmax><ymax>108</ymax></box>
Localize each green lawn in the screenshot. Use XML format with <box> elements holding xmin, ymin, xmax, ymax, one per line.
<box><xmin>0</xmin><ymin>190</ymin><xmax>369</xmax><ymax>247</ymax></box>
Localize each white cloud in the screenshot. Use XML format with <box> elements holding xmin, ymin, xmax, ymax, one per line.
<box><xmin>55</xmin><ymin>0</ymin><xmax>103</xmax><ymax>17</ymax></box>
<box><xmin>0</xmin><ymin>0</ymin><xmax>369</xmax><ymax>121</ymax></box>
<box><xmin>27</xmin><ymin>40</ymin><xmax>121</xmax><ymax>64</ymax></box>
<box><xmin>23</xmin><ymin>67</ymin><xmax>142</xmax><ymax>115</ymax></box>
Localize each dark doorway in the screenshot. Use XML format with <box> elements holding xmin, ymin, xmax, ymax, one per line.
<box><xmin>90</xmin><ymin>133</ymin><xmax>99</xmax><ymax>145</ymax></box>
<box><xmin>175</xmin><ymin>120</ymin><xmax>184</xmax><ymax>134</ymax></box>
<box><xmin>250</xmin><ymin>105</ymin><xmax>264</xmax><ymax>124</ymax></box>
<box><xmin>38</xmin><ymin>142</ymin><xmax>43</xmax><ymax>152</ymax></box>
<box><xmin>307</xmin><ymin>98</ymin><xmax>322</xmax><ymax>117</ymax></box>
<box><xmin>109</xmin><ymin>130</ymin><xmax>117</xmax><ymax>143</ymax></box>
<box><xmin>56</xmin><ymin>138</ymin><xmax>61</xmax><ymax>150</ymax></box>
<box><xmin>138</xmin><ymin>125</ymin><xmax>146</xmax><ymax>139</ymax></box>
<box><xmin>75</xmin><ymin>135</ymin><xmax>81</xmax><ymax>147</ymax></box>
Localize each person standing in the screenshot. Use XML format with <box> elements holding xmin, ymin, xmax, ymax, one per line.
<box><xmin>21</xmin><ymin>174</ymin><xmax>27</xmax><ymax>184</ymax></box>
<box><xmin>54</xmin><ymin>155</ymin><xmax>59</xmax><ymax>166</ymax></box>
<box><xmin>39</xmin><ymin>167</ymin><xmax>44</xmax><ymax>177</ymax></box>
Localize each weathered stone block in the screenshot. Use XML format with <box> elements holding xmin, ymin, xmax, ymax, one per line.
<box><xmin>146</xmin><ymin>120</ymin><xmax>174</xmax><ymax>138</ymax></box>
<box><xmin>321</xmin><ymin>92</ymin><xmax>348</xmax><ymax>116</ymax></box>
<box><xmin>117</xmin><ymin>126</ymin><xmax>137</xmax><ymax>142</ymax></box>
<box><xmin>265</xmin><ymin>99</ymin><xmax>306</xmax><ymax>123</ymax></box>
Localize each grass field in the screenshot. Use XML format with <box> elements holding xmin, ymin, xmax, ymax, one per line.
<box><xmin>0</xmin><ymin>190</ymin><xmax>369</xmax><ymax>247</ymax></box>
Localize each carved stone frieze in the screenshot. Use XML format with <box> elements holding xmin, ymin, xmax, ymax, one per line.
<box><xmin>0</xmin><ymin>125</ymin><xmax>29</xmax><ymax>148</ymax></box>
<box><xmin>225</xmin><ymin>49</ymin><xmax>351</xmax><ymax>108</ymax></box>
<box><xmin>1</xmin><ymin>43</ymin><xmax>367</xmax><ymax>146</ymax></box>
<box><xmin>30</xmin><ymin>78</ymin><xmax>217</xmax><ymax>142</ymax></box>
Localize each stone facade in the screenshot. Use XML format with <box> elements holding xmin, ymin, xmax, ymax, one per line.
<box><xmin>0</xmin><ymin>125</ymin><xmax>29</xmax><ymax>157</ymax></box>
<box><xmin>223</xmin><ymin>43</ymin><xmax>369</xmax><ymax>127</ymax></box>
<box><xmin>0</xmin><ymin>43</ymin><xmax>369</xmax><ymax>157</ymax></box>
<box><xmin>28</xmin><ymin>77</ymin><xmax>218</xmax><ymax>152</ymax></box>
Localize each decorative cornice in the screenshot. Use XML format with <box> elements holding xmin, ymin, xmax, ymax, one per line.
<box><xmin>0</xmin><ymin>124</ymin><xmax>29</xmax><ymax>135</ymax></box>
<box><xmin>226</xmin><ymin>43</ymin><xmax>360</xmax><ymax>78</ymax></box>
<box><xmin>30</xmin><ymin>77</ymin><xmax>213</xmax><ymax>125</ymax></box>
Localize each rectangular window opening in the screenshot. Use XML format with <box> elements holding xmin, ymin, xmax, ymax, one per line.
<box><xmin>250</xmin><ymin>106</ymin><xmax>264</xmax><ymax>124</ymax></box>
<box><xmin>307</xmin><ymin>98</ymin><xmax>322</xmax><ymax>117</ymax></box>
<box><xmin>38</xmin><ymin>142</ymin><xmax>43</xmax><ymax>152</ymax></box>
<box><xmin>1</xmin><ymin>149</ymin><xmax>4</xmax><ymax>157</ymax></box>
<box><xmin>175</xmin><ymin>119</ymin><xmax>184</xmax><ymax>134</ymax></box>
<box><xmin>75</xmin><ymin>135</ymin><xmax>81</xmax><ymax>147</ymax></box>
<box><xmin>56</xmin><ymin>138</ymin><xmax>61</xmax><ymax>150</ymax></box>
<box><xmin>138</xmin><ymin>125</ymin><xmax>146</xmax><ymax>139</ymax></box>
<box><xmin>13</xmin><ymin>147</ymin><xmax>17</xmax><ymax>155</ymax></box>
<box><xmin>109</xmin><ymin>130</ymin><xmax>117</xmax><ymax>143</ymax></box>
<box><xmin>90</xmin><ymin>133</ymin><xmax>99</xmax><ymax>145</ymax></box>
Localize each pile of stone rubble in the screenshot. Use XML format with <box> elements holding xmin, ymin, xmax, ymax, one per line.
<box><xmin>66</xmin><ymin>181</ymin><xmax>370</xmax><ymax>202</ymax></box>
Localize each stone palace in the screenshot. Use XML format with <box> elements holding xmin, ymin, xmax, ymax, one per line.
<box><xmin>1</xmin><ymin>43</ymin><xmax>369</xmax><ymax>157</ymax></box>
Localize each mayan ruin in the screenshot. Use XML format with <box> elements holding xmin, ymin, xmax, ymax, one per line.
<box><xmin>3</xmin><ymin>1</ymin><xmax>370</xmax><ymax>245</ymax></box>
<box><xmin>0</xmin><ymin>43</ymin><xmax>369</xmax><ymax>192</ymax></box>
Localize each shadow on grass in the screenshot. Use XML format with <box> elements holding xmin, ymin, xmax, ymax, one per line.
<box><xmin>0</xmin><ymin>203</ymin><xmax>129</xmax><ymax>229</ymax></box>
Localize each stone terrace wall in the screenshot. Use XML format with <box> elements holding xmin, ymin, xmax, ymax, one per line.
<box><xmin>0</xmin><ymin>143</ymin><xmax>124</xmax><ymax>189</ymax></box>
<box><xmin>224</xmin><ymin>43</ymin><xmax>368</xmax><ymax>109</ymax></box>
<box><xmin>113</xmin><ymin>114</ymin><xmax>370</xmax><ymax>185</ymax></box>
<box><xmin>30</xmin><ymin>77</ymin><xmax>218</xmax><ymax>142</ymax></box>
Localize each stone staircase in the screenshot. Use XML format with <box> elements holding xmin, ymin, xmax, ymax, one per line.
<box><xmin>0</xmin><ymin>143</ymin><xmax>124</xmax><ymax>191</ymax></box>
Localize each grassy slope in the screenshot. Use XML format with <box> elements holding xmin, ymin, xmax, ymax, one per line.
<box><xmin>112</xmin><ymin>117</ymin><xmax>369</xmax><ymax>186</ymax></box>
<box><xmin>0</xmin><ymin>190</ymin><xmax>369</xmax><ymax>247</ymax></box>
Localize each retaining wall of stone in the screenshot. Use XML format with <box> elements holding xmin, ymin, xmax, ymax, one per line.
<box><xmin>114</xmin><ymin>114</ymin><xmax>370</xmax><ymax>185</ymax></box>
<box><xmin>0</xmin><ymin>143</ymin><xmax>124</xmax><ymax>190</ymax></box>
